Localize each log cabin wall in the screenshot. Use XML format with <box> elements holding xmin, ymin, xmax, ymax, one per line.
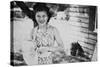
<box><xmin>63</xmin><ymin>5</ymin><xmax>97</xmax><ymax>59</ymax></box>
<box><xmin>49</xmin><ymin>4</ymin><xmax>97</xmax><ymax>59</ymax></box>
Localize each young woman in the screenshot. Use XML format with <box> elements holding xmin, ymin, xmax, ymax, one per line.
<box><xmin>15</xmin><ymin>2</ymin><xmax>65</xmax><ymax>65</ymax></box>
<box><xmin>30</xmin><ymin>3</ymin><xmax>65</xmax><ymax>65</ymax></box>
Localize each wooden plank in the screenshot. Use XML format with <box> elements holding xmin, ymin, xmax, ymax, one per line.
<box><xmin>69</xmin><ymin>17</ymin><xmax>80</xmax><ymax>22</ymax></box>
<box><xmin>69</xmin><ymin>7</ymin><xmax>89</xmax><ymax>13</ymax></box>
<box><xmin>82</xmin><ymin>46</ymin><xmax>94</xmax><ymax>55</ymax></box>
<box><xmin>68</xmin><ymin>21</ymin><xmax>81</xmax><ymax>27</ymax></box>
<box><xmin>68</xmin><ymin>22</ymin><xmax>89</xmax><ymax>30</ymax></box>
<box><xmin>80</xmin><ymin>30</ymin><xmax>97</xmax><ymax>41</ymax></box>
<box><xmin>78</xmin><ymin>41</ymin><xmax>95</xmax><ymax>50</ymax></box>
<box><xmin>87</xmin><ymin>38</ymin><xmax>97</xmax><ymax>44</ymax></box>
<box><xmin>68</xmin><ymin>21</ymin><xmax>88</xmax><ymax>28</ymax></box>
<box><xmin>88</xmin><ymin>31</ymin><xmax>97</xmax><ymax>36</ymax></box>
<box><xmin>84</xmin><ymin>51</ymin><xmax>93</xmax><ymax>58</ymax></box>
<box><xmin>69</xmin><ymin>7</ymin><xmax>79</xmax><ymax>12</ymax></box>
<box><xmin>73</xmin><ymin>31</ymin><xmax>88</xmax><ymax>37</ymax></box>
<box><xmin>79</xmin><ymin>39</ymin><xmax>96</xmax><ymax>46</ymax></box>
<box><xmin>80</xmin><ymin>23</ymin><xmax>89</xmax><ymax>28</ymax></box>
<box><xmin>86</xmin><ymin>37</ymin><xmax>97</xmax><ymax>42</ymax></box>
<box><xmin>78</xmin><ymin>36</ymin><xmax>97</xmax><ymax>45</ymax></box>
<box><xmin>80</xmin><ymin>30</ymin><xmax>97</xmax><ymax>36</ymax></box>
<box><xmin>88</xmin><ymin>34</ymin><xmax>97</xmax><ymax>40</ymax></box>
<box><xmin>64</xmin><ymin>31</ymin><xmax>88</xmax><ymax>38</ymax></box>
<box><xmin>78</xmin><ymin>18</ymin><xmax>89</xmax><ymax>23</ymax></box>
<box><xmin>69</xmin><ymin>12</ymin><xmax>89</xmax><ymax>18</ymax></box>
<box><xmin>69</xmin><ymin>16</ymin><xmax>89</xmax><ymax>24</ymax></box>
<box><xmin>68</xmin><ymin>23</ymin><xmax>89</xmax><ymax>30</ymax></box>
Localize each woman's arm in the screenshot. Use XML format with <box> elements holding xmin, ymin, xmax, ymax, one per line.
<box><xmin>49</xmin><ymin>27</ymin><xmax>64</xmax><ymax>52</ymax></box>
<box><xmin>54</xmin><ymin>28</ymin><xmax>64</xmax><ymax>48</ymax></box>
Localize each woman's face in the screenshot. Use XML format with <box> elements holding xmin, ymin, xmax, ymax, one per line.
<box><xmin>35</xmin><ymin>11</ymin><xmax>48</xmax><ymax>26</ymax></box>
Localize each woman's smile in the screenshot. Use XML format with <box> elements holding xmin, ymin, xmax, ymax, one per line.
<box><xmin>39</xmin><ymin>20</ymin><xmax>45</xmax><ymax>24</ymax></box>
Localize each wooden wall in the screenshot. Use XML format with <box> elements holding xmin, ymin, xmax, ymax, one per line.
<box><xmin>65</xmin><ymin>5</ymin><xmax>97</xmax><ymax>59</ymax></box>
<box><xmin>49</xmin><ymin>5</ymin><xmax>97</xmax><ymax>60</ymax></box>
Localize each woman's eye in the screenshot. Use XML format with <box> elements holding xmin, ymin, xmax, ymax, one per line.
<box><xmin>43</xmin><ymin>15</ymin><xmax>46</xmax><ymax>18</ymax></box>
<box><xmin>37</xmin><ymin>15</ymin><xmax>41</xmax><ymax>18</ymax></box>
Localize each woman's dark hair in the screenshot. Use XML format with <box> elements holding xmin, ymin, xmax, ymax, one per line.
<box><xmin>33</xmin><ymin>3</ymin><xmax>52</xmax><ymax>27</ymax></box>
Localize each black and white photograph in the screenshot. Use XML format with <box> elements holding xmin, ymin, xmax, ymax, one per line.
<box><xmin>10</xmin><ymin>0</ymin><xmax>98</xmax><ymax>66</ymax></box>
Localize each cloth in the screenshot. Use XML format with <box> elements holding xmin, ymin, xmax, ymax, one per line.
<box><xmin>32</xmin><ymin>25</ymin><xmax>55</xmax><ymax>64</ymax></box>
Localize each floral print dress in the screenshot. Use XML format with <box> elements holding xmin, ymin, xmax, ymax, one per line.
<box><xmin>32</xmin><ymin>25</ymin><xmax>55</xmax><ymax>64</ymax></box>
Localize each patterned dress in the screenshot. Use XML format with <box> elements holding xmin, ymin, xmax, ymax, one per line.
<box><xmin>32</xmin><ymin>25</ymin><xmax>55</xmax><ymax>64</ymax></box>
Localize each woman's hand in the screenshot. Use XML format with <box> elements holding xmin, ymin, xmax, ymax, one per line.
<box><xmin>37</xmin><ymin>47</ymin><xmax>50</xmax><ymax>53</ymax></box>
<box><xmin>49</xmin><ymin>46</ymin><xmax>64</xmax><ymax>52</ymax></box>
